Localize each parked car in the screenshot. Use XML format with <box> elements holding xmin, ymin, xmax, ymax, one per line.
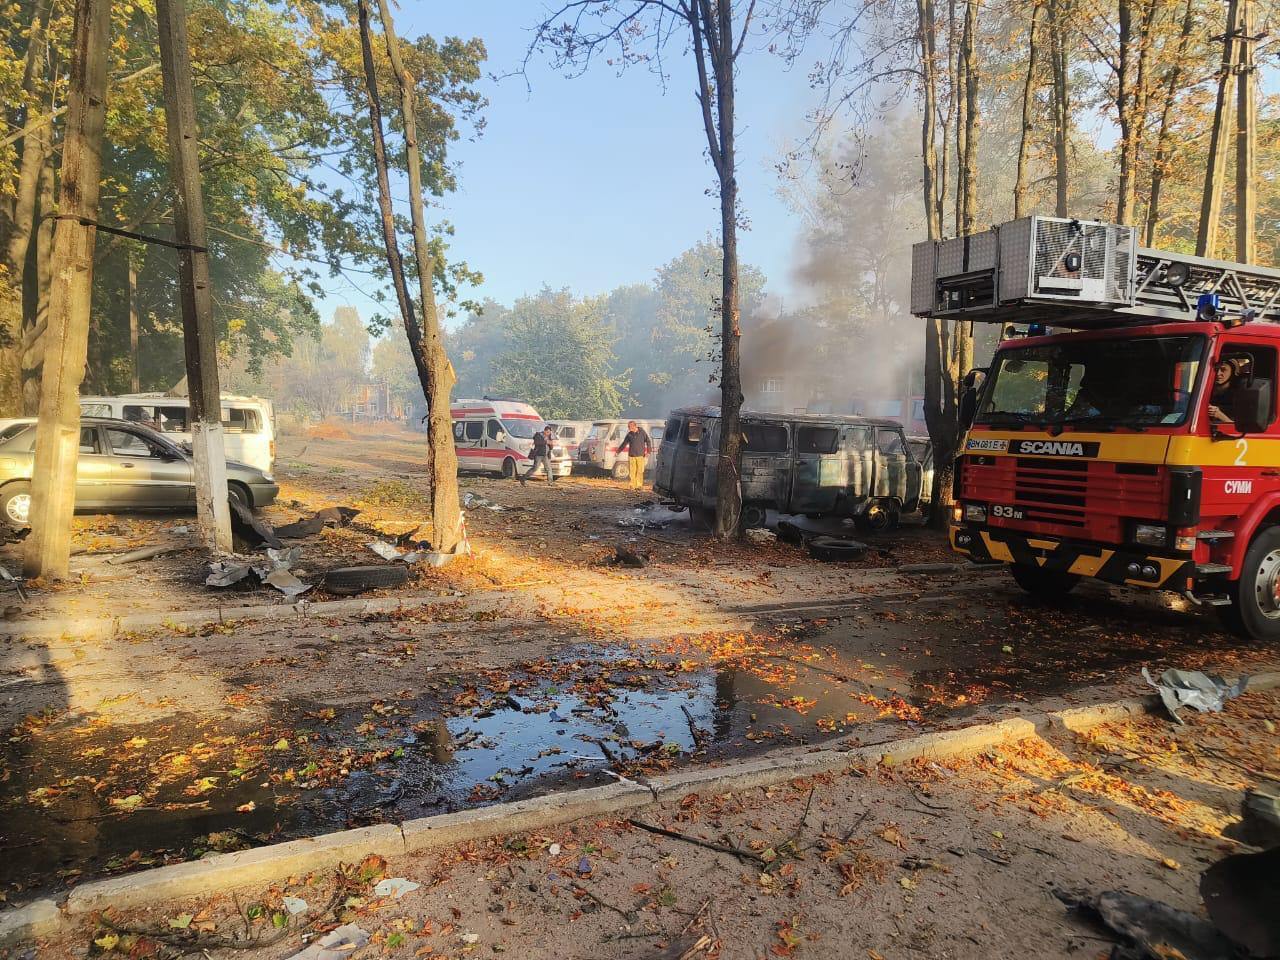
<box><xmin>79</xmin><ymin>393</ymin><xmax>277</xmax><ymax>474</ymax></box>
<box><xmin>653</xmin><ymin>407</ymin><xmax>922</xmax><ymax>531</ymax></box>
<box><xmin>905</xmin><ymin>435</ymin><xmax>934</xmax><ymax>516</ymax></box>
<box><xmin>450</xmin><ymin>398</ymin><xmax>572</xmax><ymax>479</ymax></box>
<box><xmin>544</xmin><ymin>420</ymin><xmax>592</xmax><ymax>460</ymax></box>
<box><xmin>577</xmin><ymin>418</ymin><xmax>666</xmax><ymax>480</ymax></box>
<box><xmin>0</xmin><ymin>418</ymin><xmax>279</xmax><ymax>529</ymax></box>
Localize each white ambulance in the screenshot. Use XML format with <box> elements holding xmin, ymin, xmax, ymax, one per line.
<box><xmin>450</xmin><ymin>398</ymin><xmax>573</xmax><ymax>479</ymax></box>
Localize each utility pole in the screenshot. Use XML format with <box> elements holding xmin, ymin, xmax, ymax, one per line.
<box><xmin>23</xmin><ymin>0</ymin><xmax>111</xmax><ymax>579</ymax></box>
<box><xmin>156</xmin><ymin>0</ymin><xmax>231</xmax><ymax>552</ymax></box>
<box><xmin>1235</xmin><ymin>0</ymin><xmax>1257</xmax><ymax>263</ymax></box>
<box><xmin>1197</xmin><ymin>0</ymin><xmax>1240</xmax><ymax>259</ymax></box>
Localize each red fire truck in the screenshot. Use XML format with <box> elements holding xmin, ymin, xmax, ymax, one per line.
<box><xmin>912</xmin><ymin>216</ymin><xmax>1280</xmax><ymax>640</ymax></box>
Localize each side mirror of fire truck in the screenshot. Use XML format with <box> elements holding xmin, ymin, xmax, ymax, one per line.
<box><xmin>1232</xmin><ymin>382</ymin><xmax>1272</xmax><ymax>435</ymax></box>
<box><xmin>958</xmin><ymin>367</ymin><xmax>987</xmax><ymax>431</ymax></box>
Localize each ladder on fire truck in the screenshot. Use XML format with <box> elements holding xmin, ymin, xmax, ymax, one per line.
<box><xmin>910</xmin><ymin>216</ymin><xmax>1280</xmax><ymax>328</ymax></box>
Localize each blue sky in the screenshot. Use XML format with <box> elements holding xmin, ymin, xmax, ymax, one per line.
<box><xmin>317</xmin><ymin>2</ymin><xmax>824</xmax><ymax>327</ymax></box>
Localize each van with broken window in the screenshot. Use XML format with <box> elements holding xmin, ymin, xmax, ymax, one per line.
<box><xmin>78</xmin><ymin>393</ymin><xmax>277</xmax><ymax>474</ymax></box>
<box><xmin>653</xmin><ymin>407</ymin><xmax>924</xmax><ymax>531</ymax></box>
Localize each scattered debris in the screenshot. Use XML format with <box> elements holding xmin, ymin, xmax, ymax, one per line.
<box><xmin>314</xmin><ymin>505</ymin><xmax>360</xmax><ymax>526</ymax></box>
<box><xmin>1239</xmin><ymin>783</ymin><xmax>1280</xmax><ymax>849</ymax></box>
<box><xmin>611</xmin><ymin>544</ymin><xmax>650</xmax><ymax>568</ymax></box>
<box><xmin>372</xmin><ymin>877</ymin><xmax>421</xmax><ymax>899</ymax></box>
<box><xmin>776</xmin><ymin>520</ymin><xmax>811</xmax><ymax>546</ymax></box>
<box><xmin>262</xmin><ymin>567</ymin><xmax>311</xmax><ymax>599</ymax></box>
<box><xmin>275</xmin><ymin>515</ymin><xmax>326</xmax><ymax>538</ymax></box>
<box><xmin>106</xmin><ymin>544</ymin><xmax>186</xmax><ymax>565</ymax></box>
<box><xmin>229</xmin><ymin>498</ymin><xmax>282</xmax><ymax>549</ymax></box>
<box><xmin>367</xmin><ymin>539</ymin><xmax>406</xmax><ymax>562</ymax></box>
<box><xmin>281</xmin><ymin>896</ymin><xmax>309</xmax><ymax>915</ymax></box>
<box><xmin>205</xmin><ymin>559</ymin><xmax>253</xmax><ymax>588</ymax></box>
<box><xmin>1201</xmin><ymin>847</ymin><xmax>1280</xmax><ymax>957</ymax></box>
<box><xmin>745</xmin><ymin>528</ymin><xmax>777</xmax><ymax>544</ymax></box>
<box><xmin>320</xmin><ymin>564</ymin><xmax>410</xmax><ymax>596</ymax></box>
<box><xmin>1142</xmin><ymin>668</ymin><xmax>1248</xmax><ymax>723</ymax></box>
<box><xmin>285</xmin><ymin>923</ymin><xmax>370</xmax><ymax>960</ymax></box>
<box><xmin>806</xmin><ymin>536</ymin><xmax>869</xmax><ymax>562</ymax></box>
<box><xmin>462</xmin><ymin>492</ymin><xmax>505</xmax><ymax>512</ymax></box>
<box><xmin>1056</xmin><ymin>888</ymin><xmax>1239</xmax><ymax>960</ymax></box>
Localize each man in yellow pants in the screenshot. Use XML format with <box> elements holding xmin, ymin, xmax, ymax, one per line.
<box><xmin>615</xmin><ymin>420</ymin><xmax>652</xmax><ymax>490</ymax></box>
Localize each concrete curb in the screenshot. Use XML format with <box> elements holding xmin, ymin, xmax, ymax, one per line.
<box><xmin>4</xmin><ymin>671</ymin><xmax>1276</xmax><ymax>947</ymax></box>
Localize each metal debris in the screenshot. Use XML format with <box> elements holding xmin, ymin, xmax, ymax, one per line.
<box><xmin>285</xmin><ymin>923</ymin><xmax>370</xmax><ymax>960</ymax></box>
<box><xmin>229</xmin><ymin>498</ymin><xmax>282</xmax><ymax>549</ymax></box>
<box><xmin>373</xmin><ymin>877</ymin><xmax>420</xmax><ymax>898</ymax></box>
<box><xmin>1239</xmin><ymin>783</ymin><xmax>1280</xmax><ymax>849</ymax></box>
<box><xmin>275</xmin><ymin>515</ymin><xmax>325</xmax><ymax>538</ymax></box>
<box><xmin>205</xmin><ymin>560</ymin><xmax>252</xmax><ymax>588</ymax></box>
<box><xmin>1056</xmin><ymin>888</ymin><xmax>1238</xmax><ymax>960</ymax></box>
<box><xmin>1141</xmin><ymin>668</ymin><xmax>1249</xmax><ymax>724</ymax></box>
<box><xmin>106</xmin><ymin>544</ymin><xmax>185</xmax><ymax>565</ymax></box>
<box><xmin>367</xmin><ymin>540</ymin><xmax>405</xmax><ymax>561</ymax></box>
<box><xmin>462</xmin><ymin>492</ymin><xmax>504</xmax><ymax>512</ymax></box>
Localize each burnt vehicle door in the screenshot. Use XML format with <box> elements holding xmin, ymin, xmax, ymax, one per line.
<box><xmin>653</xmin><ymin>415</ymin><xmax>681</xmax><ymax>493</ymax></box>
<box><xmin>791</xmin><ymin>423</ymin><xmax>844</xmax><ymax>514</ymax></box>
<box><xmin>672</xmin><ymin>415</ymin><xmax>708</xmax><ymax>502</ymax></box>
<box><xmin>873</xmin><ymin>426</ymin><xmax>913</xmax><ymax>504</ymax></box>
<box><xmin>740</xmin><ymin>419</ymin><xmax>790</xmax><ymax>511</ymax></box>
<box><xmin>844</xmin><ymin>424</ymin><xmax>876</xmax><ymax>509</ymax></box>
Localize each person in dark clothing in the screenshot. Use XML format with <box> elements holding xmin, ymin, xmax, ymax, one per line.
<box><xmin>615</xmin><ymin>420</ymin><xmax>652</xmax><ymax>489</ymax></box>
<box><xmin>520</xmin><ymin>426</ymin><xmax>557</xmax><ymax>485</ymax></box>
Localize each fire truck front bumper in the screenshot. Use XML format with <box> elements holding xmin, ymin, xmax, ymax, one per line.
<box><xmin>950</xmin><ymin>525</ymin><xmax>1195</xmax><ymax>590</ymax></box>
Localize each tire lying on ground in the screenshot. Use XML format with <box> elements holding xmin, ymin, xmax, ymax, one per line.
<box><xmin>320</xmin><ymin>564</ymin><xmax>410</xmax><ymax>596</ymax></box>
<box><xmin>806</xmin><ymin>536</ymin><xmax>869</xmax><ymax>562</ymax></box>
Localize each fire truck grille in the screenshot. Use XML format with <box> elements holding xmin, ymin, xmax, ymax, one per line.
<box><xmin>1013</xmin><ymin>457</ymin><xmax>1087</xmax><ymax>526</ymax></box>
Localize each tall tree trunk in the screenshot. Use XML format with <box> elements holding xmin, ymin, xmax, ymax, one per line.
<box><xmin>918</xmin><ymin>0</ymin><xmax>942</xmax><ymax>240</ymax></box>
<box><xmin>1145</xmin><ymin>0</ymin><xmax>1195</xmax><ymax>245</ymax></box>
<box><xmin>1</xmin><ymin>0</ymin><xmax>54</xmax><ymax>413</ymax></box>
<box><xmin>1116</xmin><ymin>0</ymin><xmax>1134</xmax><ymax>222</ymax></box>
<box><xmin>1197</xmin><ymin>0</ymin><xmax>1239</xmax><ymax>258</ymax></box>
<box><xmin>354</xmin><ymin>0</ymin><xmax>428</xmax><ymax>392</ymax></box>
<box><xmin>128</xmin><ymin>252</ymin><xmax>139</xmax><ymax>391</ymax></box>
<box><xmin>1048</xmin><ymin>0</ymin><xmax>1070</xmax><ymax>215</ymax></box>
<box><xmin>959</xmin><ymin>0</ymin><xmax>978</xmax><ymax>233</ymax></box>
<box><xmin>1235</xmin><ymin>0</ymin><xmax>1256</xmax><ymax>262</ymax></box>
<box><xmin>22</xmin><ymin>150</ymin><xmax>54</xmax><ymax>415</ymax></box>
<box><xmin>24</xmin><ymin>0</ymin><xmax>111</xmax><ymax>579</ymax></box>
<box><xmin>951</xmin><ymin>0</ymin><xmax>965</xmax><ymax>233</ymax></box>
<box><xmin>374</xmin><ymin>0</ymin><xmax>463</xmax><ymax>554</ymax></box>
<box><xmin>689</xmin><ymin>1</ymin><xmax>743</xmax><ymax>538</ymax></box>
<box><xmin>1013</xmin><ymin>0</ymin><xmax>1041</xmax><ymax>219</ymax></box>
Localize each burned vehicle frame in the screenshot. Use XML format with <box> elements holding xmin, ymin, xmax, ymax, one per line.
<box><xmin>653</xmin><ymin>407</ymin><xmax>924</xmax><ymax>532</ymax></box>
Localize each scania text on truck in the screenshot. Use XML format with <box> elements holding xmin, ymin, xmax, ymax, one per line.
<box><xmin>911</xmin><ymin>215</ymin><xmax>1280</xmax><ymax>640</ymax></box>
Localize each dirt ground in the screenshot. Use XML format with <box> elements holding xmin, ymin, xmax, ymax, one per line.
<box><xmin>3</xmin><ymin>425</ymin><xmax>1278</xmax><ymax>938</ymax></box>
<box><xmin>20</xmin><ymin>687</ymin><xmax>1280</xmax><ymax>960</ymax></box>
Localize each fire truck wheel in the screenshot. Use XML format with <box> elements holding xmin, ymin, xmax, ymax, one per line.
<box><xmin>1225</xmin><ymin>526</ymin><xmax>1280</xmax><ymax>642</ymax></box>
<box><xmin>1009</xmin><ymin>563</ymin><xmax>1080</xmax><ymax>598</ymax></box>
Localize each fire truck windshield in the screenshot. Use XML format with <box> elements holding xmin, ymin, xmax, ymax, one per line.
<box><xmin>977</xmin><ymin>335</ymin><xmax>1205</xmax><ymax>430</ymax></box>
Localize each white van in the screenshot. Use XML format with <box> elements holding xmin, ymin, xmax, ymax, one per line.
<box><xmin>451</xmin><ymin>398</ymin><xmax>573</xmax><ymax>479</ymax></box>
<box><xmin>544</xmin><ymin>420</ymin><xmax>592</xmax><ymax>460</ymax></box>
<box><xmin>79</xmin><ymin>394</ymin><xmax>277</xmax><ymax>474</ymax></box>
<box><xmin>578</xmin><ymin>418</ymin><xmax>665</xmax><ymax>479</ymax></box>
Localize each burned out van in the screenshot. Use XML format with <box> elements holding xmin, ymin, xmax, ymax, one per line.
<box><xmin>653</xmin><ymin>407</ymin><xmax>924</xmax><ymax>531</ymax></box>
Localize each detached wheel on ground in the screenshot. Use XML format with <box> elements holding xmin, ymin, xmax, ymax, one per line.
<box><xmin>1223</xmin><ymin>525</ymin><xmax>1280</xmax><ymax>642</ymax></box>
<box><xmin>321</xmin><ymin>564</ymin><xmax>410</xmax><ymax>596</ymax></box>
<box><xmin>1</xmin><ymin>481</ymin><xmax>31</xmax><ymax>529</ymax></box>
<box><xmin>855</xmin><ymin>499</ymin><xmax>899</xmax><ymax>534</ymax></box>
<box><xmin>807</xmin><ymin>536</ymin><xmax>868</xmax><ymax>562</ymax></box>
<box><xmin>1009</xmin><ymin>562</ymin><xmax>1079</xmax><ymax>598</ymax></box>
